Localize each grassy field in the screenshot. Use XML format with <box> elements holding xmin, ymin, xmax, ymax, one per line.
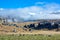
<box><xmin>0</xmin><ymin>22</ymin><xmax>60</xmax><ymax>40</ymax></box>
<box><xmin>0</xmin><ymin>34</ymin><xmax>60</xmax><ymax>40</ymax></box>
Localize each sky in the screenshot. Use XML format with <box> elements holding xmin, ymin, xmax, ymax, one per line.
<box><xmin>0</xmin><ymin>0</ymin><xmax>60</xmax><ymax>20</ymax></box>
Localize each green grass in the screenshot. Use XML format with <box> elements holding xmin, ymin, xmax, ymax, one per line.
<box><xmin>0</xmin><ymin>34</ymin><xmax>60</xmax><ymax>40</ymax></box>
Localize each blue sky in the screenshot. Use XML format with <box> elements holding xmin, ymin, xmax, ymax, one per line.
<box><xmin>0</xmin><ymin>0</ymin><xmax>60</xmax><ymax>8</ymax></box>
<box><xmin>0</xmin><ymin>0</ymin><xmax>60</xmax><ymax>20</ymax></box>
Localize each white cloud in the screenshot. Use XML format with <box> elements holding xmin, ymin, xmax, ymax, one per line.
<box><xmin>0</xmin><ymin>8</ymin><xmax>4</xmax><ymax>10</ymax></box>
<box><xmin>0</xmin><ymin>2</ymin><xmax>60</xmax><ymax>20</ymax></box>
<box><xmin>35</xmin><ymin>2</ymin><xmax>45</xmax><ymax>5</ymax></box>
<box><xmin>28</xmin><ymin>12</ymin><xmax>36</xmax><ymax>16</ymax></box>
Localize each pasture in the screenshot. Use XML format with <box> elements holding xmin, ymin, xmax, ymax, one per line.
<box><xmin>0</xmin><ymin>21</ymin><xmax>60</xmax><ymax>40</ymax></box>
<box><xmin>0</xmin><ymin>34</ymin><xmax>60</xmax><ymax>40</ymax></box>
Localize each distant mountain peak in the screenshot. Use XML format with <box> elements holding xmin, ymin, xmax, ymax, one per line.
<box><xmin>51</xmin><ymin>12</ymin><xmax>60</xmax><ymax>14</ymax></box>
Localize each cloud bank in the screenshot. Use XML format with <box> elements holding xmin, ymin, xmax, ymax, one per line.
<box><xmin>0</xmin><ymin>2</ymin><xmax>60</xmax><ymax>20</ymax></box>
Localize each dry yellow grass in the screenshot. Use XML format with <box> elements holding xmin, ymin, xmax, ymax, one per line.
<box><xmin>0</xmin><ymin>22</ymin><xmax>60</xmax><ymax>35</ymax></box>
